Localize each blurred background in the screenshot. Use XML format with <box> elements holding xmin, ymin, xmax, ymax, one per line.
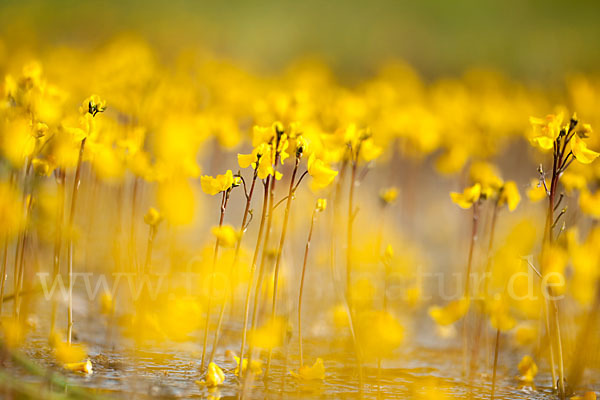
<box><xmin>1</xmin><ymin>0</ymin><xmax>600</xmax><ymax>81</ymax></box>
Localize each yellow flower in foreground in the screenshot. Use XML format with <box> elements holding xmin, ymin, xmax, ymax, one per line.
<box><xmin>291</xmin><ymin>358</ymin><xmax>325</xmax><ymax>380</ymax></box>
<box><xmin>530</xmin><ymin>113</ymin><xmax>563</xmax><ymax>150</ymax></box>
<box><xmin>238</xmin><ymin>143</ymin><xmax>274</xmax><ymax>179</ymax></box>
<box><xmin>380</xmin><ymin>187</ymin><xmax>399</xmax><ymax>205</ymax></box>
<box><xmin>307</xmin><ymin>153</ymin><xmax>338</xmax><ymax>189</ymax></box>
<box><xmin>498</xmin><ymin>181</ymin><xmax>521</xmax><ymax>211</ymax></box>
<box><xmin>201</xmin><ymin>170</ymin><xmax>234</xmax><ymax>196</ymax></box>
<box><xmin>487</xmin><ymin>295</ymin><xmax>516</xmax><ymax>332</ymax></box>
<box><xmin>428</xmin><ymin>297</ymin><xmax>470</xmax><ymax>326</ymax></box>
<box><xmin>1</xmin><ymin>318</ymin><xmax>25</xmax><ymax>348</ymax></box>
<box><xmin>196</xmin><ymin>362</ymin><xmax>225</xmax><ymax>387</ymax></box>
<box><xmin>450</xmin><ymin>183</ymin><xmax>481</xmax><ymax>209</ymax></box>
<box><xmin>233</xmin><ymin>356</ymin><xmax>263</xmax><ymax>376</ymax></box>
<box><xmin>359</xmin><ymin>138</ymin><xmax>383</xmax><ymax>162</ymax></box>
<box><xmin>211</xmin><ymin>225</ymin><xmax>239</xmax><ymax>248</ymax></box>
<box><xmin>517</xmin><ymin>355</ymin><xmax>538</xmax><ymax>383</ymax></box>
<box><xmin>356</xmin><ymin>310</ymin><xmax>403</xmax><ymax>359</ymax></box>
<box><xmin>53</xmin><ymin>341</ymin><xmax>88</xmax><ymax>364</ymax></box>
<box><xmin>571</xmin><ymin>135</ymin><xmax>599</xmax><ymax>164</ymax></box>
<box><xmin>79</xmin><ymin>94</ymin><xmax>106</xmax><ymax>116</ymax></box>
<box><xmin>580</xmin><ymin>189</ymin><xmax>600</xmax><ymax>219</ymax></box>
<box><xmin>64</xmin><ymin>359</ymin><xmax>93</xmax><ymax>374</ymax></box>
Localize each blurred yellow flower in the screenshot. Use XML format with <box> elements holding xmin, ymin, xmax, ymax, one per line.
<box><xmin>144</xmin><ymin>207</ymin><xmax>162</xmax><ymax>226</ymax></box>
<box><xmin>196</xmin><ymin>362</ymin><xmax>225</xmax><ymax>387</ymax></box>
<box><xmin>307</xmin><ymin>153</ymin><xmax>338</xmax><ymax>189</ymax></box>
<box><xmin>498</xmin><ymin>181</ymin><xmax>521</xmax><ymax>211</ymax></box>
<box><xmin>530</xmin><ymin>113</ymin><xmax>563</xmax><ymax>150</ymax></box>
<box><xmin>291</xmin><ymin>357</ymin><xmax>325</xmax><ymax>380</ymax></box>
<box><xmin>249</xmin><ymin>317</ymin><xmax>287</xmax><ymax>349</ymax></box>
<box><xmin>316</xmin><ymin>198</ymin><xmax>327</xmax><ymax>212</ymax></box>
<box><xmin>211</xmin><ymin>224</ymin><xmax>239</xmax><ymax>248</ymax></box>
<box><xmin>579</xmin><ymin>188</ymin><xmax>600</xmax><ymax>218</ymax></box>
<box><xmin>527</xmin><ymin>179</ymin><xmax>547</xmax><ymax>202</ymax></box>
<box><xmin>428</xmin><ymin>297</ymin><xmax>470</xmax><ymax>326</ymax></box>
<box><xmin>233</xmin><ymin>356</ymin><xmax>263</xmax><ymax>376</ymax></box>
<box><xmin>380</xmin><ymin>187</ymin><xmax>399</xmax><ymax>205</ymax></box>
<box><xmin>450</xmin><ymin>183</ymin><xmax>481</xmax><ymax>209</ymax></box>
<box><xmin>517</xmin><ymin>355</ymin><xmax>538</xmax><ymax>383</ymax></box>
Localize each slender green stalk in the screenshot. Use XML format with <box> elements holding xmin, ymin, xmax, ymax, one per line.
<box><xmin>67</xmin><ymin>137</ymin><xmax>86</xmax><ymax>345</ymax></box>
<box><xmin>200</xmin><ymin>189</ymin><xmax>230</xmax><ymax>371</ymax></box>
<box><xmin>298</xmin><ymin>207</ymin><xmax>317</xmax><ymax>367</ymax></box>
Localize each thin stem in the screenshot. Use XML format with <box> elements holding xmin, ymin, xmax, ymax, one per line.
<box><xmin>50</xmin><ymin>168</ymin><xmax>65</xmax><ymax>334</ymax></box>
<box><xmin>346</xmin><ymin>158</ymin><xmax>358</xmax><ymax>301</ymax></box>
<box><xmin>143</xmin><ymin>225</ymin><xmax>156</xmax><ymax>275</ymax></box>
<box><xmin>462</xmin><ymin>201</ymin><xmax>479</xmax><ymax>376</ymax></box>
<box><xmin>67</xmin><ymin>137</ymin><xmax>87</xmax><ymax>344</ymax></box>
<box><xmin>200</xmin><ymin>189</ymin><xmax>229</xmax><ymax>371</ymax></box>
<box><xmin>265</xmin><ymin>155</ymin><xmax>300</xmax><ymax>376</ymax></box>
<box><xmin>210</xmin><ymin>171</ymin><xmax>258</xmax><ymax>364</ymax></box>
<box><xmin>490</xmin><ymin>328</ymin><xmax>500</xmax><ymax>400</ymax></box>
<box><xmin>239</xmin><ymin>175</ymin><xmax>268</xmax><ymax>377</ymax></box>
<box><xmin>298</xmin><ymin>208</ymin><xmax>317</xmax><ymax>367</ymax></box>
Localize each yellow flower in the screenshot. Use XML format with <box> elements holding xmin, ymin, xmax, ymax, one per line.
<box><xmin>450</xmin><ymin>183</ymin><xmax>481</xmax><ymax>209</ymax></box>
<box><xmin>530</xmin><ymin>113</ymin><xmax>563</xmax><ymax>150</ymax></box>
<box><xmin>211</xmin><ymin>225</ymin><xmax>239</xmax><ymax>248</ymax></box>
<box><xmin>517</xmin><ymin>355</ymin><xmax>538</xmax><ymax>383</ymax></box>
<box><xmin>570</xmin><ymin>392</ymin><xmax>597</xmax><ymax>400</ymax></box>
<box><xmin>238</xmin><ymin>143</ymin><xmax>274</xmax><ymax>179</ymax></box>
<box><xmin>571</xmin><ymin>134</ymin><xmax>599</xmax><ymax>164</ymax></box>
<box><xmin>469</xmin><ymin>161</ymin><xmax>503</xmax><ymax>193</ymax></box>
<box><xmin>0</xmin><ymin>182</ymin><xmax>24</xmax><ymax>238</ymax></box>
<box><xmin>1</xmin><ymin>318</ymin><xmax>25</xmax><ymax>348</ymax></box>
<box><xmin>316</xmin><ymin>198</ymin><xmax>327</xmax><ymax>212</ymax></box>
<box><xmin>561</xmin><ymin>171</ymin><xmax>587</xmax><ymax>193</ymax></box>
<box><xmin>64</xmin><ymin>359</ymin><xmax>93</xmax><ymax>374</ymax></box>
<box><xmin>380</xmin><ymin>187</ymin><xmax>399</xmax><ymax>205</ymax></box>
<box><xmin>53</xmin><ymin>341</ymin><xmax>88</xmax><ymax>364</ymax></box>
<box><xmin>428</xmin><ymin>297</ymin><xmax>470</xmax><ymax>326</ymax></box>
<box><xmin>360</xmin><ymin>138</ymin><xmax>382</xmax><ymax>162</ymax></box>
<box><xmin>291</xmin><ymin>358</ymin><xmax>325</xmax><ymax>380</ymax></box>
<box><xmin>498</xmin><ymin>181</ymin><xmax>521</xmax><ymax>211</ymax></box>
<box><xmin>526</xmin><ymin>178</ymin><xmax>547</xmax><ymax>202</ymax></box>
<box><xmin>79</xmin><ymin>94</ymin><xmax>106</xmax><ymax>116</ymax></box>
<box><xmin>196</xmin><ymin>362</ymin><xmax>225</xmax><ymax>387</ymax></box>
<box><xmin>580</xmin><ymin>188</ymin><xmax>600</xmax><ymax>219</ymax></box>
<box><xmin>487</xmin><ymin>295</ymin><xmax>516</xmax><ymax>332</ymax></box>
<box><xmin>307</xmin><ymin>153</ymin><xmax>338</xmax><ymax>189</ymax></box>
<box><xmin>143</xmin><ymin>207</ymin><xmax>162</xmax><ymax>227</ymax></box>
<box><xmin>201</xmin><ymin>170</ymin><xmax>234</xmax><ymax>196</ymax></box>
<box><xmin>356</xmin><ymin>310</ymin><xmax>403</xmax><ymax>359</ymax></box>
<box><xmin>232</xmin><ymin>356</ymin><xmax>263</xmax><ymax>376</ymax></box>
<box><xmin>249</xmin><ymin>317</ymin><xmax>287</xmax><ymax>349</ymax></box>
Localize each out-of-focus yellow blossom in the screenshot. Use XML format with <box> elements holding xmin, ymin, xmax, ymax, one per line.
<box><xmin>249</xmin><ymin>317</ymin><xmax>287</xmax><ymax>349</ymax></box>
<box><xmin>316</xmin><ymin>198</ymin><xmax>327</xmax><ymax>212</ymax></box>
<box><xmin>429</xmin><ymin>297</ymin><xmax>470</xmax><ymax>326</ymax></box>
<box><xmin>450</xmin><ymin>183</ymin><xmax>481</xmax><ymax>209</ymax></box>
<box><xmin>211</xmin><ymin>225</ymin><xmax>239</xmax><ymax>248</ymax></box>
<box><xmin>196</xmin><ymin>362</ymin><xmax>225</xmax><ymax>387</ymax></box>
<box><xmin>380</xmin><ymin>187</ymin><xmax>399</xmax><ymax>205</ymax></box>
<box><xmin>1</xmin><ymin>318</ymin><xmax>25</xmax><ymax>348</ymax></box>
<box><xmin>232</xmin><ymin>356</ymin><xmax>263</xmax><ymax>376</ymax></box>
<box><xmin>157</xmin><ymin>178</ymin><xmax>195</xmax><ymax>226</ymax></box>
<box><xmin>0</xmin><ymin>182</ymin><xmax>24</xmax><ymax>238</ymax></box>
<box><xmin>579</xmin><ymin>188</ymin><xmax>600</xmax><ymax>218</ymax></box>
<box><xmin>469</xmin><ymin>161</ymin><xmax>503</xmax><ymax>195</ymax></box>
<box><xmin>526</xmin><ymin>178</ymin><xmax>547</xmax><ymax>202</ymax></box>
<box><xmin>201</xmin><ymin>170</ymin><xmax>235</xmax><ymax>196</ymax></box>
<box><xmin>53</xmin><ymin>341</ymin><xmax>88</xmax><ymax>364</ymax></box>
<box><xmin>487</xmin><ymin>295</ymin><xmax>516</xmax><ymax>331</ymax></box>
<box><xmin>32</xmin><ymin>158</ymin><xmax>51</xmax><ymax>176</ymax></box>
<box><xmin>561</xmin><ymin>171</ymin><xmax>587</xmax><ymax>193</ymax></box>
<box><xmin>1</xmin><ymin>116</ymin><xmax>36</xmax><ymax>168</ymax></box>
<box><xmin>331</xmin><ymin>303</ymin><xmax>349</xmax><ymax>328</ymax></box>
<box><xmin>143</xmin><ymin>207</ymin><xmax>162</xmax><ymax>226</ymax></box>
<box><xmin>530</xmin><ymin>113</ymin><xmax>563</xmax><ymax>150</ymax></box>
<box><xmin>571</xmin><ymin>134</ymin><xmax>599</xmax><ymax>164</ymax></box>
<box><xmin>359</xmin><ymin>137</ymin><xmax>383</xmax><ymax>162</ymax></box>
<box><xmin>517</xmin><ymin>355</ymin><xmax>538</xmax><ymax>383</ymax></box>
<box><xmin>100</xmin><ymin>291</ymin><xmax>114</xmax><ymax>315</ymax></box>
<box><xmin>307</xmin><ymin>153</ymin><xmax>338</xmax><ymax>189</ymax></box>
<box><xmin>64</xmin><ymin>359</ymin><xmax>93</xmax><ymax>374</ymax></box>
<box><xmin>570</xmin><ymin>392</ymin><xmax>597</xmax><ymax>400</ymax></box>
<box><xmin>498</xmin><ymin>181</ymin><xmax>521</xmax><ymax>211</ymax></box>
<box><xmin>356</xmin><ymin>310</ymin><xmax>403</xmax><ymax>359</ymax></box>
<box><xmin>514</xmin><ymin>323</ymin><xmax>538</xmax><ymax>346</ymax></box>
<box><xmin>291</xmin><ymin>358</ymin><xmax>325</xmax><ymax>380</ymax></box>
<box><xmin>541</xmin><ymin>244</ymin><xmax>568</xmax><ymax>295</ymax></box>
